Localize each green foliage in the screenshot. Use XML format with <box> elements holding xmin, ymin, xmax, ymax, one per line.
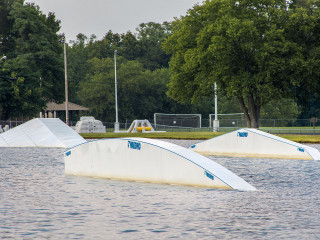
<box><xmin>68</xmin><ymin>22</ymin><xmax>213</xmax><ymax>123</ymax></box>
<box><xmin>8</xmin><ymin>1</ymin><xmax>64</xmax><ymax>102</ymax></box>
<box><xmin>85</xmin><ymin>31</ymin><xmax>121</xmax><ymax>59</ymax></box>
<box><xmin>218</xmin><ymin>95</ymin><xmax>300</xmax><ymax>120</ymax></box>
<box><xmin>76</xmin><ymin>57</ymin><xmax>125</xmax><ymax>121</ymax></box>
<box><xmin>163</xmin><ymin>0</ymin><xmax>320</xmax><ymax>128</ymax></box>
<box><xmin>1</xmin><ymin>1</ymin><xmax>317</xmax><ymax>123</ymax></box>
<box><xmin>5</xmin><ymin>76</ymin><xmax>44</xmax><ymax>118</ymax></box>
<box><xmin>67</xmin><ymin>22</ymin><xmax>172</xmax><ymax>77</ymax></box>
<box><xmin>119</xmin><ymin>32</ymin><xmax>142</xmax><ymax>61</ymax></box>
<box><xmin>77</xmin><ymin>56</ymin><xmax>183</xmax><ymax>122</ymax></box>
<box><xmin>135</xmin><ymin>22</ymin><xmax>172</xmax><ymax>70</ymax></box>
<box><xmin>66</xmin><ymin>34</ymin><xmax>91</xmax><ymax>102</ymax></box>
<box><xmin>0</xmin><ymin>0</ymin><xmax>64</xmax><ymax>119</ymax></box>
<box><xmin>298</xmin><ymin>93</ymin><xmax>320</xmax><ymax>119</ymax></box>
<box><xmin>260</xmin><ymin>99</ymin><xmax>300</xmax><ymax>119</ymax></box>
<box><xmin>218</xmin><ymin>96</ymin><xmax>242</xmax><ymax>114</ymax></box>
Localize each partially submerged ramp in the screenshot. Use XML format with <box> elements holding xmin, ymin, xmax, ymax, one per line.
<box><xmin>189</xmin><ymin>128</ymin><xmax>320</xmax><ymax>160</ymax></box>
<box><xmin>0</xmin><ymin>118</ymin><xmax>86</xmax><ymax>148</ymax></box>
<box><xmin>64</xmin><ymin>137</ymin><xmax>256</xmax><ymax>191</ymax></box>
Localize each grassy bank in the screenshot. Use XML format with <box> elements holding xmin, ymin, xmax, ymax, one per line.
<box><xmin>276</xmin><ymin>134</ymin><xmax>320</xmax><ymax>143</ymax></box>
<box><xmin>80</xmin><ymin>132</ymin><xmax>320</xmax><ymax>143</ymax></box>
<box><xmin>80</xmin><ymin>132</ymin><xmax>225</xmax><ymax>140</ymax></box>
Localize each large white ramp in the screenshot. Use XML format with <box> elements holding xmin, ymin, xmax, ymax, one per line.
<box><xmin>0</xmin><ymin>118</ymin><xmax>86</xmax><ymax>148</ymax></box>
<box><xmin>189</xmin><ymin>128</ymin><xmax>320</xmax><ymax>160</ymax></box>
<box><xmin>65</xmin><ymin>138</ymin><xmax>256</xmax><ymax>191</ymax></box>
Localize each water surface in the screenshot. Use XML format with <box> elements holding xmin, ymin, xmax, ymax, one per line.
<box><xmin>0</xmin><ymin>141</ymin><xmax>319</xmax><ymax>239</ymax></box>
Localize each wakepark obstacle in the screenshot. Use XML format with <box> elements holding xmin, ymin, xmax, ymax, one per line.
<box><xmin>0</xmin><ymin>118</ymin><xmax>86</xmax><ymax>148</ymax></box>
<box><xmin>189</xmin><ymin>128</ymin><xmax>320</xmax><ymax>160</ymax></box>
<box><xmin>64</xmin><ymin>137</ymin><xmax>256</xmax><ymax>191</ymax></box>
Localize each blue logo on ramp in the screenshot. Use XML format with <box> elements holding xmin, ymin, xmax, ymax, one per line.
<box><xmin>128</xmin><ymin>141</ymin><xmax>141</xmax><ymax>150</ymax></box>
<box><xmin>237</xmin><ymin>132</ymin><xmax>248</xmax><ymax>137</ymax></box>
<box><xmin>205</xmin><ymin>171</ymin><xmax>214</xmax><ymax>181</ymax></box>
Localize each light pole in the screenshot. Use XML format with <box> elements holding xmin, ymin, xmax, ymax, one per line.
<box><xmin>40</xmin><ymin>77</ymin><xmax>43</xmax><ymax>118</ymax></box>
<box><xmin>114</xmin><ymin>50</ymin><xmax>119</xmax><ymax>132</ymax></box>
<box><xmin>213</xmin><ymin>82</ymin><xmax>219</xmax><ymax>132</ymax></box>
<box><xmin>64</xmin><ymin>40</ymin><xmax>69</xmax><ymax>125</ymax></box>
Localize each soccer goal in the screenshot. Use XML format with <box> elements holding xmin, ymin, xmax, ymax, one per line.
<box><xmin>209</xmin><ymin>113</ymin><xmax>244</xmax><ymax>128</ymax></box>
<box><xmin>154</xmin><ymin>113</ymin><xmax>202</xmax><ymax>128</ymax></box>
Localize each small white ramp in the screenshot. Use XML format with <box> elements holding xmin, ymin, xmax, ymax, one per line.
<box><xmin>0</xmin><ymin>118</ymin><xmax>86</xmax><ymax>148</ymax></box>
<box><xmin>65</xmin><ymin>138</ymin><xmax>256</xmax><ymax>191</ymax></box>
<box><xmin>189</xmin><ymin>128</ymin><xmax>320</xmax><ymax>160</ymax></box>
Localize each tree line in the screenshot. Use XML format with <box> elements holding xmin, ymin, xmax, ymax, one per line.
<box><xmin>0</xmin><ymin>0</ymin><xmax>64</xmax><ymax>120</ymax></box>
<box><xmin>66</xmin><ymin>24</ymin><xmax>217</xmax><ymax>123</ymax></box>
<box><xmin>1</xmin><ymin>0</ymin><xmax>319</xmax><ymax>127</ymax></box>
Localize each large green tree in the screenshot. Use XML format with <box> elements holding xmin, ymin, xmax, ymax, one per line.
<box><xmin>136</xmin><ymin>22</ymin><xmax>172</xmax><ymax>70</ymax></box>
<box><xmin>163</xmin><ymin>0</ymin><xmax>320</xmax><ymax>128</ymax></box>
<box><xmin>0</xmin><ymin>0</ymin><xmax>64</xmax><ymax>119</ymax></box>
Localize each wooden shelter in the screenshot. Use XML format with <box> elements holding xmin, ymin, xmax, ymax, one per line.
<box><xmin>45</xmin><ymin>102</ymin><xmax>89</xmax><ymax>118</ymax></box>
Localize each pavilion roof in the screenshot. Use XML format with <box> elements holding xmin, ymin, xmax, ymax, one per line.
<box><xmin>46</xmin><ymin>102</ymin><xmax>89</xmax><ymax>111</ymax></box>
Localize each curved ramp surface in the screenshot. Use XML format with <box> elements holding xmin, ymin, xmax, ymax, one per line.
<box><xmin>64</xmin><ymin>138</ymin><xmax>256</xmax><ymax>191</ymax></box>
<box><xmin>190</xmin><ymin>128</ymin><xmax>320</xmax><ymax>160</ymax></box>
<box><xmin>0</xmin><ymin>118</ymin><xmax>86</xmax><ymax>148</ymax></box>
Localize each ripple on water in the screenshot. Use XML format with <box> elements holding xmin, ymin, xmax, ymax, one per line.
<box><xmin>0</xmin><ymin>142</ymin><xmax>319</xmax><ymax>239</ymax></box>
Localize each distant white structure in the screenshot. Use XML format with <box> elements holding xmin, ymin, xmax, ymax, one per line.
<box><xmin>127</xmin><ymin>119</ymin><xmax>155</xmax><ymax>133</ymax></box>
<box><xmin>189</xmin><ymin>128</ymin><xmax>320</xmax><ymax>160</ymax></box>
<box><xmin>0</xmin><ymin>118</ymin><xmax>86</xmax><ymax>148</ymax></box>
<box><xmin>75</xmin><ymin>116</ymin><xmax>106</xmax><ymax>133</ymax></box>
<box><xmin>0</xmin><ymin>125</ymin><xmax>8</xmax><ymax>133</ymax></box>
<box><xmin>64</xmin><ymin>137</ymin><xmax>256</xmax><ymax>191</ymax></box>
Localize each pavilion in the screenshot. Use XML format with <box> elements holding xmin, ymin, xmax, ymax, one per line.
<box><xmin>45</xmin><ymin>102</ymin><xmax>89</xmax><ymax>119</ymax></box>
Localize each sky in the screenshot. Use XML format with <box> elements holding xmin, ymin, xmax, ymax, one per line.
<box><xmin>25</xmin><ymin>0</ymin><xmax>201</xmax><ymax>42</ymax></box>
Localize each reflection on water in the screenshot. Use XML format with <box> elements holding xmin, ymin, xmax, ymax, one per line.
<box><xmin>0</xmin><ymin>142</ymin><xmax>319</xmax><ymax>239</ymax></box>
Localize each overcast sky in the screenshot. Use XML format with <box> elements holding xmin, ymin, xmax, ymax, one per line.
<box><xmin>25</xmin><ymin>0</ymin><xmax>201</xmax><ymax>42</ymax></box>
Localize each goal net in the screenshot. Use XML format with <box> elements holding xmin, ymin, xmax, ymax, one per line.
<box><xmin>154</xmin><ymin>113</ymin><xmax>202</xmax><ymax>128</ymax></box>
<box><xmin>209</xmin><ymin>113</ymin><xmax>244</xmax><ymax>128</ymax></box>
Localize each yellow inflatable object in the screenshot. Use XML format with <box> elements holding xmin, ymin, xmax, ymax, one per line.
<box><xmin>136</xmin><ymin>127</ymin><xmax>152</xmax><ymax>132</ymax></box>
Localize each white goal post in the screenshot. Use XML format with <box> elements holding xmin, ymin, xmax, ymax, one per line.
<box><xmin>154</xmin><ymin>113</ymin><xmax>202</xmax><ymax>128</ymax></box>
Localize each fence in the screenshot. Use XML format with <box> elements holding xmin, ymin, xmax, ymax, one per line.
<box><xmin>1</xmin><ymin>118</ymin><xmax>320</xmax><ymax>134</ymax></box>
<box><xmin>0</xmin><ymin>120</ymin><xmax>25</xmax><ymax>129</ymax></box>
<box><xmin>204</xmin><ymin>119</ymin><xmax>319</xmax><ymax>128</ymax></box>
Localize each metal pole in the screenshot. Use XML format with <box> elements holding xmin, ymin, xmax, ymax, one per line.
<box><xmin>39</xmin><ymin>77</ymin><xmax>43</xmax><ymax>118</ymax></box>
<box><xmin>64</xmin><ymin>41</ymin><xmax>69</xmax><ymax>125</ymax></box>
<box><xmin>213</xmin><ymin>82</ymin><xmax>219</xmax><ymax>132</ymax></box>
<box><xmin>114</xmin><ymin>50</ymin><xmax>119</xmax><ymax>132</ymax></box>
<box><xmin>214</xmin><ymin>82</ymin><xmax>218</xmax><ymax>121</ymax></box>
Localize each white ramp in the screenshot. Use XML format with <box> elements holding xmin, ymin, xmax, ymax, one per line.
<box><xmin>0</xmin><ymin>118</ymin><xmax>86</xmax><ymax>148</ymax></box>
<box><xmin>189</xmin><ymin>128</ymin><xmax>320</xmax><ymax>160</ymax></box>
<box><xmin>65</xmin><ymin>138</ymin><xmax>256</xmax><ymax>191</ymax></box>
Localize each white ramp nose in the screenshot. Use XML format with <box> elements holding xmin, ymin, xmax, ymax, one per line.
<box><xmin>0</xmin><ymin>118</ymin><xmax>86</xmax><ymax>148</ymax></box>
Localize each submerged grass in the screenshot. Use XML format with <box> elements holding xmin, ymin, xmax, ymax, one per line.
<box><xmin>80</xmin><ymin>132</ymin><xmax>320</xmax><ymax>143</ymax></box>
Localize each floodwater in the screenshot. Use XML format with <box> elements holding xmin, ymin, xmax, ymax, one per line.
<box><xmin>0</xmin><ymin>140</ymin><xmax>319</xmax><ymax>239</ymax></box>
